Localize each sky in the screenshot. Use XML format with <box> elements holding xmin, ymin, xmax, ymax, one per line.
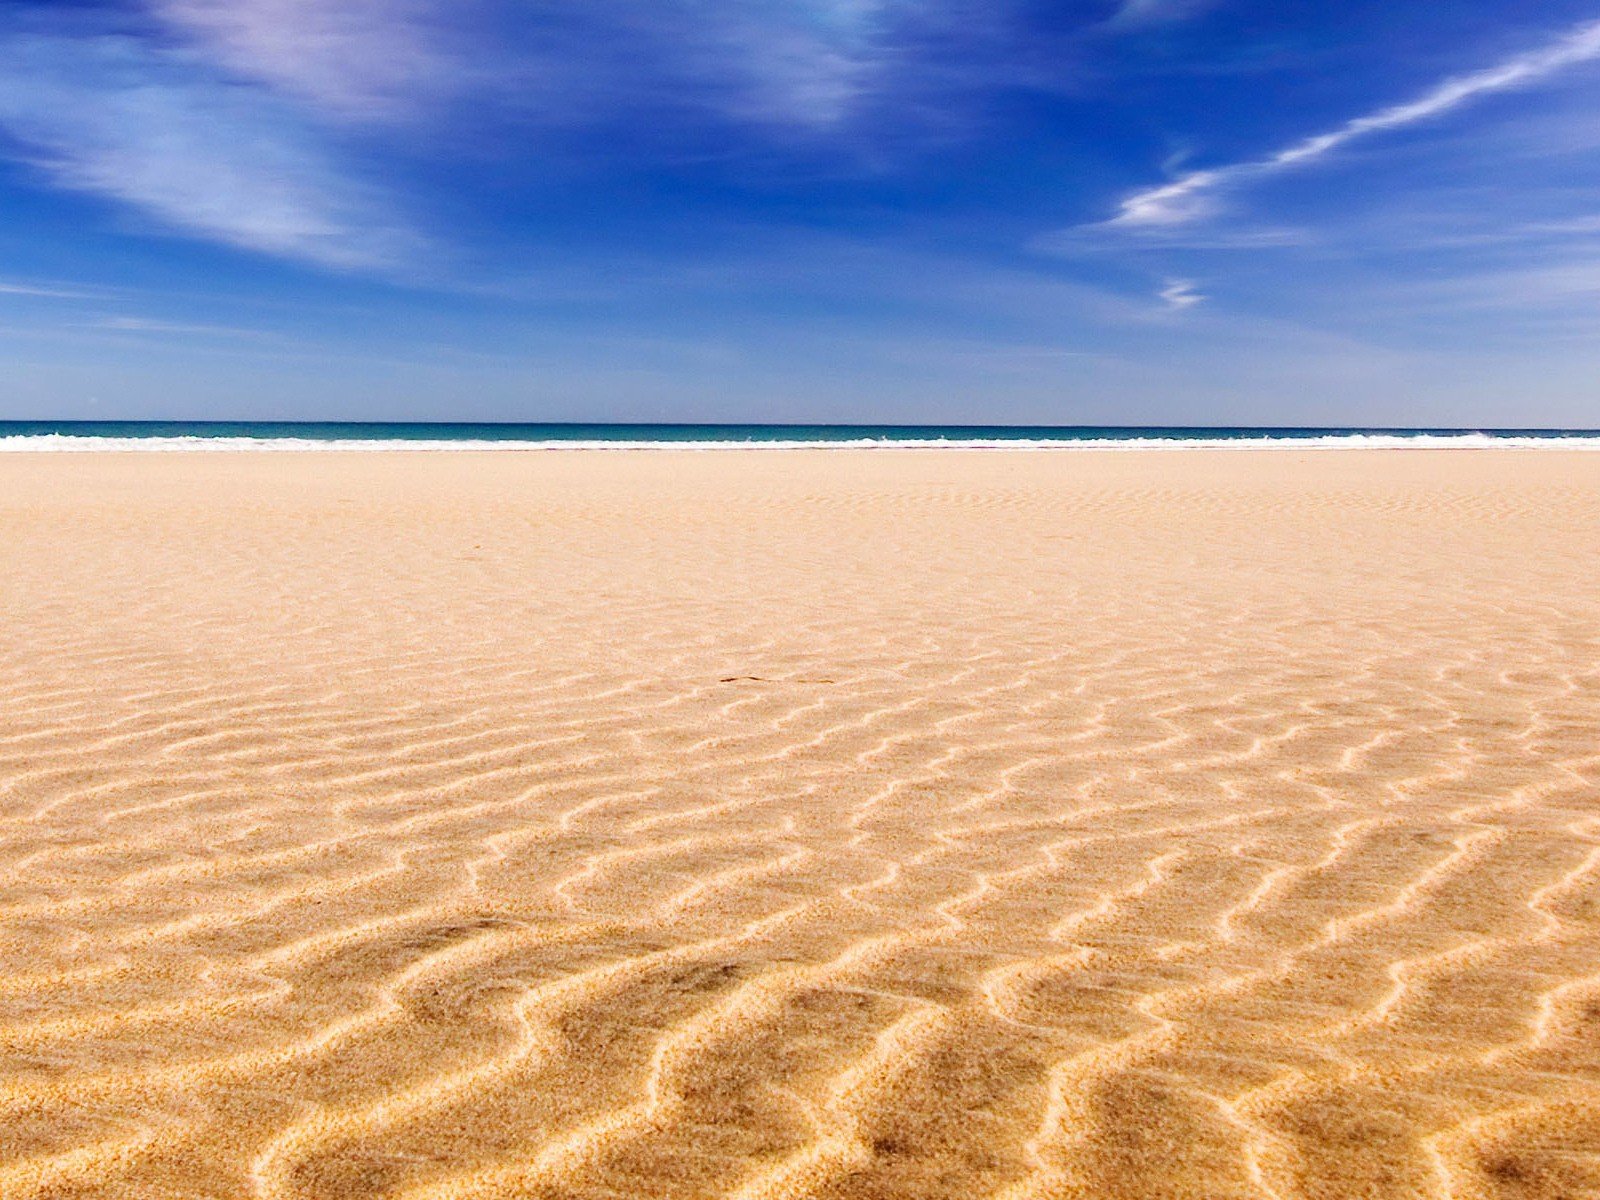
<box><xmin>3</xmin><ymin>1</ymin><xmax>1600</xmax><ymax>426</ymax></box>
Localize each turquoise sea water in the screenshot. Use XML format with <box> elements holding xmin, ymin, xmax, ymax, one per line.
<box><xmin>2</xmin><ymin>422</ymin><xmax>1598</xmax><ymax>450</ymax></box>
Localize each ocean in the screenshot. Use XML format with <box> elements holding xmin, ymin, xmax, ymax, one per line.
<box><xmin>1</xmin><ymin>422</ymin><xmax>1598</xmax><ymax>450</ymax></box>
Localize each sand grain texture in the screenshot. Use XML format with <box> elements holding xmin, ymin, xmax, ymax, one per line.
<box><xmin>1</xmin><ymin>450</ymin><xmax>1598</xmax><ymax>1199</ymax></box>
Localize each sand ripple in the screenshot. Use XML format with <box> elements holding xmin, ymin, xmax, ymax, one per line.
<box><xmin>1</xmin><ymin>450</ymin><xmax>1598</xmax><ymax>1198</ymax></box>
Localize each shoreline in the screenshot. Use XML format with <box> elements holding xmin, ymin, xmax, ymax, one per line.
<box><xmin>6</xmin><ymin>433</ymin><xmax>1600</xmax><ymax>452</ymax></box>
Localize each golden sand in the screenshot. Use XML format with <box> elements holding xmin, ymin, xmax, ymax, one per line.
<box><xmin>2</xmin><ymin>449</ymin><xmax>1598</xmax><ymax>1200</ymax></box>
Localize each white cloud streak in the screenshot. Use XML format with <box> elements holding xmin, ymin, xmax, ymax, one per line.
<box><xmin>529</xmin><ymin>0</ymin><xmax>901</xmax><ymax>129</ymax></box>
<box><xmin>1159</xmin><ymin>277</ymin><xmax>1204</xmax><ymax>308</ymax></box>
<box><xmin>0</xmin><ymin>2</ymin><xmax>915</xmax><ymax>272</ymax></box>
<box><xmin>693</xmin><ymin>0</ymin><xmax>893</xmax><ymax>125</ymax></box>
<box><xmin>1108</xmin><ymin>0</ymin><xmax>1214</xmax><ymax>30</ymax></box>
<box><xmin>0</xmin><ymin>279</ymin><xmax>98</xmax><ymax>299</ymax></box>
<box><xmin>1112</xmin><ymin>16</ymin><xmax>1600</xmax><ymax>227</ymax></box>
<box><xmin>146</xmin><ymin>0</ymin><xmax>900</xmax><ymax>129</ymax></box>
<box><xmin>0</xmin><ymin>34</ymin><xmax>412</xmax><ymax>269</ymax></box>
<box><xmin>145</xmin><ymin>0</ymin><xmax>456</xmax><ymax>120</ymax></box>
<box><xmin>92</xmin><ymin>315</ymin><xmax>278</xmax><ymax>338</ymax></box>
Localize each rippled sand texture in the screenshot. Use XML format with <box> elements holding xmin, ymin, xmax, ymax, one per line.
<box><xmin>3</xmin><ymin>450</ymin><xmax>1600</xmax><ymax>1200</ymax></box>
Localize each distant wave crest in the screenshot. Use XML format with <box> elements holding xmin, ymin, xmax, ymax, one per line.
<box><xmin>3</xmin><ymin>431</ymin><xmax>1600</xmax><ymax>451</ymax></box>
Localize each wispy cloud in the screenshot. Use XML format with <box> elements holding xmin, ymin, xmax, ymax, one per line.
<box><xmin>96</xmin><ymin>315</ymin><xmax>275</xmax><ymax>338</ymax></box>
<box><xmin>145</xmin><ymin>0</ymin><xmax>907</xmax><ymax>131</ymax></box>
<box><xmin>498</xmin><ymin>0</ymin><xmax>906</xmax><ymax>129</ymax></box>
<box><xmin>1109</xmin><ymin>15</ymin><xmax>1600</xmax><ymax>228</ymax></box>
<box><xmin>1036</xmin><ymin>224</ymin><xmax>1309</xmax><ymax>255</ymax></box>
<box><xmin>0</xmin><ymin>0</ymin><xmax>942</xmax><ymax>275</ymax></box>
<box><xmin>1108</xmin><ymin>0</ymin><xmax>1217</xmax><ymax>31</ymax></box>
<box><xmin>694</xmin><ymin>0</ymin><xmax>895</xmax><ymax>126</ymax></box>
<box><xmin>0</xmin><ymin>278</ymin><xmax>99</xmax><ymax>299</ymax></box>
<box><xmin>1159</xmin><ymin>277</ymin><xmax>1204</xmax><ymax>308</ymax></box>
<box><xmin>1521</xmin><ymin>212</ymin><xmax>1600</xmax><ymax>236</ymax></box>
<box><xmin>1411</xmin><ymin>258</ymin><xmax>1600</xmax><ymax>312</ymax></box>
<box><xmin>145</xmin><ymin>0</ymin><xmax>457</xmax><ymax>120</ymax></box>
<box><xmin>0</xmin><ymin>33</ymin><xmax>413</xmax><ymax>269</ymax></box>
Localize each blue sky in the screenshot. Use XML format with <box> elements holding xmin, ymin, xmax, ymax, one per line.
<box><xmin>3</xmin><ymin>0</ymin><xmax>1600</xmax><ymax>425</ymax></box>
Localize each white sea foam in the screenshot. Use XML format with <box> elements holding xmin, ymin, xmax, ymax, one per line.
<box><xmin>1</xmin><ymin>432</ymin><xmax>1598</xmax><ymax>452</ymax></box>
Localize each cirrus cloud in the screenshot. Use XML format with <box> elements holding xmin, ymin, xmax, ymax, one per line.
<box><xmin>145</xmin><ymin>0</ymin><xmax>459</xmax><ymax>120</ymax></box>
<box><xmin>1109</xmin><ymin>15</ymin><xmax>1600</xmax><ymax>229</ymax></box>
<box><xmin>0</xmin><ymin>31</ymin><xmax>416</xmax><ymax>269</ymax></box>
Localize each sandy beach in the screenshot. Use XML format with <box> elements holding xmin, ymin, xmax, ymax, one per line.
<box><xmin>2</xmin><ymin>448</ymin><xmax>1598</xmax><ymax>1200</ymax></box>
